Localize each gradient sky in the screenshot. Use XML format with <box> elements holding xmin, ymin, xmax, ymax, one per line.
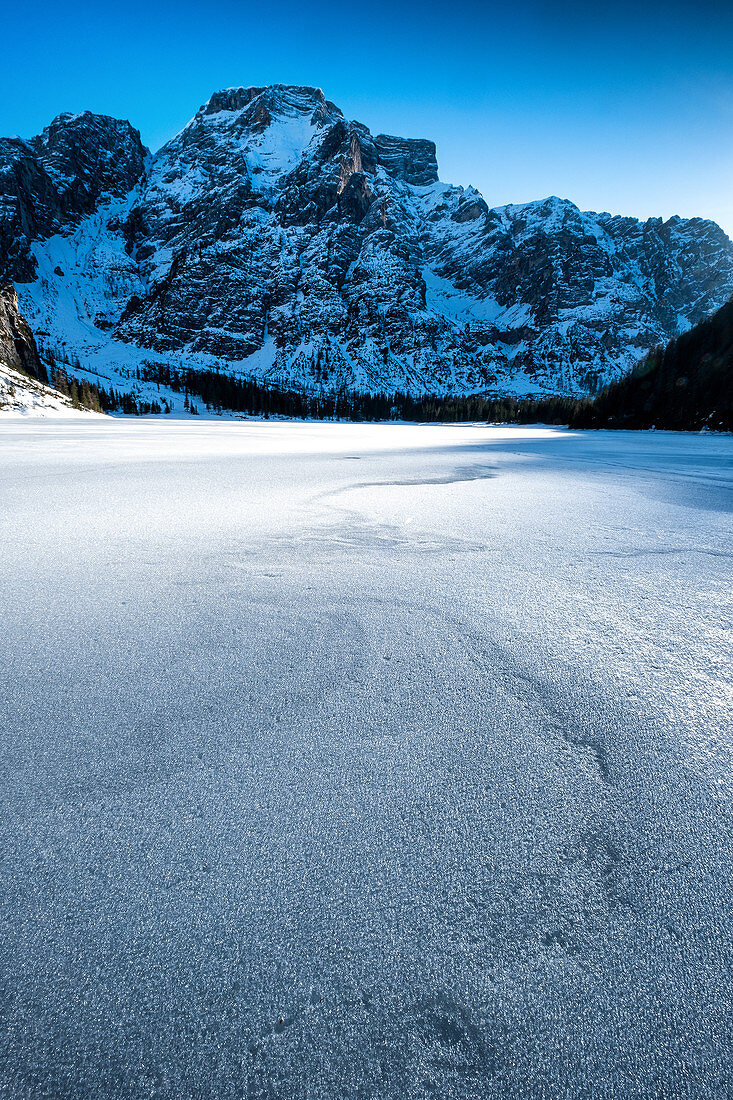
<box><xmin>2</xmin><ymin>0</ymin><xmax>732</xmax><ymax>233</ymax></box>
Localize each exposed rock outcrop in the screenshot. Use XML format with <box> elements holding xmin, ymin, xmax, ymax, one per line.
<box><xmin>0</xmin><ymin>283</ymin><xmax>47</xmax><ymax>382</ymax></box>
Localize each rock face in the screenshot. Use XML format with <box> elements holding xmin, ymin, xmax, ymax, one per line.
<box><xmin>0</xmin><ymin>113</ymin><xmax>147</xmax><ymax>281</ymax></box>
<box><xmin>0</xmin><ymin>283</ymin><xmax>47</xmax><ymax>382</ymax></box>
<box><xmin>3</xmin><ymin>84</ymin><xmax>733</xmax><ymax>398</ymax></box>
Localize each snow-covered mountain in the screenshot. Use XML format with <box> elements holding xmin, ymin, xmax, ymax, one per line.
<box><xmin>2</xmin><ymin>84</ymin><xmax>733</xmax><ymax>402</ymax></box>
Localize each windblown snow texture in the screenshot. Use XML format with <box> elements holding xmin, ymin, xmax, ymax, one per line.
<box><xmin>1</xmin><ymin>421</ymin><xmax>732</xmax><ymax>1097</ymax></box>
<box><xmin>2</xmin><ymin>85</ymin><xmax>733</xmax><ymax>401</ymax></box>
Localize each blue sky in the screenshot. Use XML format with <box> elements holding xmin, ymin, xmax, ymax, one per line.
<box><xmin>2</xmin><ymin>0</ymin><xmax>732</xmax><ymax>233</ymax></box>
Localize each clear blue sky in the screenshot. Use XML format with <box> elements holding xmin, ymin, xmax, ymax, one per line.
<box><xmin>2</xmin><ymin>0</ymin><xmax>732</xmax><ymax>233</ymax></box>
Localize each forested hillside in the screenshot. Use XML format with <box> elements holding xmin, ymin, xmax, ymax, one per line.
<box><xmin>570</xmin><ymin>298</ymin><xmax>733</xmax><ymax>431</ymax></box>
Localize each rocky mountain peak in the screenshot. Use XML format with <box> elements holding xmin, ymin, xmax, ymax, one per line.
<box><xmin>0</xmin><ymin>110</ymin><xmax>147</xmax><ymax>282</ymax></box>
<box><xmin>34</xmin><ymin>111</ymin><xmax>147</xmax><ymax>200</ymax></box>
<box><xmin>198</xmin><ymin>84</ymin><xmax>343</xmax><ymax>129</ymax></box>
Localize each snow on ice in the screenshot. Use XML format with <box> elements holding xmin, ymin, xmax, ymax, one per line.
<box><xmin>1</xmin><ymin>420</ymin><xmax>732</xmax><ymax>1098</ymax></box>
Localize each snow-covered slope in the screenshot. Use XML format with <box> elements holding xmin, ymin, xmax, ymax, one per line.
<box><xmin>2</xmin><ymin>85</ymin><xmax>733</xmax><ymax>401</ymax></box>
<box><xmin>0</xmin><ymin>282</ymin><xmax>98</xmax><ymax>415</ymax></box>
<box><xmin>0</xmin><ymin>361</ymin><xmax>90</xmax><ymax>416</ymax></box>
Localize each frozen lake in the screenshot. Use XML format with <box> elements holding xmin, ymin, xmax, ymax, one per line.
<box><xmin>1</xmin><ymin>419</ymin><xmax>732</xmax><ymax>1098</ymax></box>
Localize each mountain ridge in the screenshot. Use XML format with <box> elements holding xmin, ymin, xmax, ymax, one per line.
<box><xmin>1</xmin><ymin>83</ymin><xmax>732</xmax><ymax>406</ymax></box>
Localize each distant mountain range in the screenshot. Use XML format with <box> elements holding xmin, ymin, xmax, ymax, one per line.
<box><xmin>2</xmin><ymin>83</ymin><xmax>733</xmax><ymax>405</ymax></box>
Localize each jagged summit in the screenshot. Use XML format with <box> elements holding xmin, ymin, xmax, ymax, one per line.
<box><xmin>198</xmin><ymin>84</ymin><xmax>343</xmax><ymax>124</ymax></box>
<box><xmin>169</xmin><ymin>85</ymin><xmax>438</xmax><ymax>190</ymax></box>
<box><xmin>1</xmin><ymin>85</ymin><xmax>732</xmax><ymax>400</ymax></box>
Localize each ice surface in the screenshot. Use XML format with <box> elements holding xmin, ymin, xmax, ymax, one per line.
<box><xmin>1</xmin><ymin>421</ymin><xmax>732</xmax><ymax>1098</ymax></box>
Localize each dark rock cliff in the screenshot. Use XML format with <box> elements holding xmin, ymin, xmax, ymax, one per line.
<box><xmin>0</xmin><ymin>283</ymin><xmax>47</xmax><ymax>382</ymax></box>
